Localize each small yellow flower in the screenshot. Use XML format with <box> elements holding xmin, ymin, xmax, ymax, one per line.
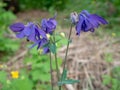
<box><xmin>60</xmin><ymin>32</ymin><xmax>65</xmax><ymax>38</ymax></box>
<box><xmin>46</xmin><ymin>34</ymin><xmax>51</xmax><ymax>39</ymax></box>
<box><xmin>112</xmin><ymin>33</ymin><xmax>116</xmax><ymax>37</ymax></box>
<box><xmin>11</xmin><ymin>71</ymin><xmax>19</xmax><ymax>79</ymax></box>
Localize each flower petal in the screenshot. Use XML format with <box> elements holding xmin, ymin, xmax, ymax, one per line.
<box><xmin>23</xmin><ymin>22</ymin><xmax>34</xmax><ymax>36</ymax></box>
<box><xmin>43</xmin><ymin>47</ymin><xmax>50</xmax><ymax>54</ymax></box>
<box><xmin>75</xmin><ymin>14</ymin><xmax>84</xmax><ymax>35</ymax></box>
<box><xmin>90</xmin><ymin>14</ymin><xmax>108</xmax><ymax>25</ymax></box>
<box><xmin>16</xmin><ymin>32</ymin><xmax>25</xmax><ymax>38</ymax></box>
<box><xmin>9</xmin><ymin>23</ymin><xmax>25</xmax><ymax>32</ymax></box>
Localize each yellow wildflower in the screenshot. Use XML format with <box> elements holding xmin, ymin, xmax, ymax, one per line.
<box><xmin>11</xmin><ymin>71</ymin><xmax>19</xmax><ymax>79</ymax></box>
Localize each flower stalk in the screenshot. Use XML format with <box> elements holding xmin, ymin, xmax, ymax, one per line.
<box><xmin>53</xmin><ymin>32</ymin><xmax>61</xmax><ymax>90</ymax></box>
<box><xmin>60</xmin><ymin>23</ymin><xmax>73</xmax><ymax>90</ymax></box>
<box><xmin>49</xmin><ymin>52</ymin><xmax>54</xmax><ymax>90</ymax></box>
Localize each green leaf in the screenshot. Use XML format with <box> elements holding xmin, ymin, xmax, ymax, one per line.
<box><xmin>49</xmin><ymin>44</ymin><xmax>56</xmax><ymax>54</ymax></box>
<box><xmin>58</xmin><ymin>79</ymin><xmax>80</xmax><ymax>86</ymax></box>
<box><xmin>0</xmin><ymin>71</ymin><xmax>7</xmax><ymax>84</ymax></box>
<box><xmin>61</xmin><ymin>69</ymin><xmax>67</xmax><ymax>81</ymax></box>
<box><xmin>102</xmin><ymin>75</ymin><xmax>111</xmax><ymax>85</ymax></box>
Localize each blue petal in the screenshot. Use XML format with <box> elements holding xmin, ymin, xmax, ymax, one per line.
<box><xmin>9</xmin><ymin>22</ymin><xmax>25</xmax><ymax>32</ymax></box>
<box><xmin>81</xmin><ymin>10</ymin><xmax>90</xmax><ymax>16</ymax></box>
<box><xmin>23</xmin><ymin>22</ymin><xmax>34</xmax><ymax>36</ymax></box>
<box><xmin>75</xmin><ymin>14</ymin><xmax>84</xmax><ymax>35</ymax></box>
<box><xmin>43</xmin><ymin>47</ymin><xmax>50</xmax><ymax>54</ymax></box>
<box><xmin>87</xmin><ymin>15</ymin><xmax>100</xmax><ymax>28</ymax></box>
<box><xmin>38</xmin><ymin>29</ymin><xmax>47</xmax><ymax>39</ymax></box>
<box><xmin>27</xmin><ymin>32</ymin><xmax>37</xmax><ymax>42</ymax></box>
<box><xmin>16</xmin><ymin>32</ymin><xmax>25</xmax><ymax>38</ymax></box>
<box><xmin>89</xmin><ymin>14</ymin><xmax>108</xmax><ymax>26</ymax></box>
<box><xmin>91</xmin><ymin>14</ymin><xmax>108</xmax><ymax>24</ymax></box>
<box><xmin>29</xmin><ymin>41</ymin><xmax>40</xmax><ymax>49</ymax></box>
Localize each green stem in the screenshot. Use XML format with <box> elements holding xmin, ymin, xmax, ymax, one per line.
<box><xmin>53</xmin><ymin>32</ymin><xmax>61</xmax><ymax>90</ymax></box>
<box><xmin>49</xmin><ymin>52</ymin><xmax>54</xmax><ymax>90</ymax></box>
<box><xmin>60</xmin><ymin>24</ymin><xmax>73</xmax><ymax>90</ymax></box>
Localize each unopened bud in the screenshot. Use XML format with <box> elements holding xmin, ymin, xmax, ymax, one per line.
<box><xmin>70</xmin><ymin>12</ymin><xmax>78</xmax><ymax>24</ymax></box>
<box><xmin>60</xmin><ymin>32</ymin><xmax>65</xmax><ymax>38</ymax></box>
<box><xmin>55</xmin><ymin>43</ymin><xmax>58</xmax><ymax>47</ymax></box>
<box><xmin>46</xmin><ymin>34</ymin><xmax>50</xmax><ymax>39</ymax></box>
<box><xmin>112</xmin><ymin>33</ymin><xmax>116</xmax><ymax>37</ymax></box>
<box><xmin>38</xmin><ymin>49</ymin><xmax>43</xmax><ymax>54</ymax></box>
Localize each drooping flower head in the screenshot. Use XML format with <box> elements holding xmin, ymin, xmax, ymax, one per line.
<box><xmin>9</xmin><ymin>22</ymin><xmax>47</xmax><ymax>42</ymax></box>
<box><xmin>9</xmin><ymin>15</ymin><xmax>57</xmax><ymax>54</ymax></box>
<box><xmin>41</xmin><ymin>15</ymin><xmax>57</xmax><ymax>34</ymax></box>
<box><xmin>71</xmin><ymin>10</ymin><xmax>108</xmax><ymax>35</ymax></box>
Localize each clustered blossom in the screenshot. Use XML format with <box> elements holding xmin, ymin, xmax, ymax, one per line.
<box><xmin>70</xmin><ymin>10</ymin><xmax>108</xmax><ymax>35</ymax></box>
<box><xmin>10</xmin><ymin>10</ymin><xmax>108</xmax><ymax>53</ymax></box>
<box><xmin>9</xmin><ymin>16</ymin><xmax>57</xmax><ymax>54</ymax></box>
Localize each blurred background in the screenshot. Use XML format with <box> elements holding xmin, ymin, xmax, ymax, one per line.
<box><xmin>0</xmin><ymin>0</ymin><xmax>120</xmax><ymax>90</ymax></box>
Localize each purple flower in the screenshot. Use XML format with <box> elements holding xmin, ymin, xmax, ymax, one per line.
<box><xmin>41</xmin><ymin>16</ymin><xmax>57</xmax><ymax>34</ymax></box>
<box><xmin>10</xmin><ymin>22</ymin><xmax>47</xmax><ymax>42</ymax></box>
<box><xmin>30</xmin><ymin>38</ymin><xmax>50</xmax><ymax>54</ymax></box>
<box><xmin>75</xmin><ymin>10</ymin><xmax>108</xmax><ymax>35</ymax></box>
<box><xmin>43</xmin><ymin>47</ymin><xmax>50</xmax><ymax>54</ymax></box>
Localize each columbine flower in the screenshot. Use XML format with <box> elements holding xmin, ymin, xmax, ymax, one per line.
<box><xmin>74</xmin><ymin>10</ymin><xmax>108</xmax><ymax>35</ymax></box>
<box><xmin>10</xmin><ymin>22</ymin><xmax>46</xmax><ymax>42</ymax></box>
<box><xmin>41</xmin><ymin>16</ymin><xmax>57</xmax><ymax>34</ymax></box>
<box><xmin>11</xmin><ymin>71</ymin><xmax>19</xmax><ymax>79</ymax></box>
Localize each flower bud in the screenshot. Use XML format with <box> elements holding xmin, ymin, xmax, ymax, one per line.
<box><xmin>38</xmin><ymin>49</ymin><xmax>43</xmax><ymax>54</ymax></box>
<box><xmin>70</xmin><ymin>12</ymin><xmax>78</xmax><ymax>24</ymax></box>
<box><xmin>60</xmin><ymin>32</ymin><xmax>65</xmax><ymax>38</ymax></box>
<box><xmin>46</xmin><ymin>34</ymin><xmax>51</xmax><ymax>39</ymax></box>
<box><xmin>112</xmin><ymin>33</ymin><xmax>116</xmax><ymax>37</ymax></box>
<box><xmin>55</xmin><ymin>43</ymin><xmax>58</xmax><ymax>47</ymax></box>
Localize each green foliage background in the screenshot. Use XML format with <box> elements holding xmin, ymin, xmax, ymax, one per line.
<box><xmin>19</xmin><ymin>0</ymin><xmax>69</xmax><ymax>11</ymax></box>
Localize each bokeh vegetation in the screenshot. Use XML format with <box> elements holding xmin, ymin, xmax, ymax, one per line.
<box><xmin>0</xmin><ymin>0</ymin><xmax>120</xmax><ymax>90</ymax></box>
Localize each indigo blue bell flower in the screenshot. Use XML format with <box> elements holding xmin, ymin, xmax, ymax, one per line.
<box><xmin>75</xmin><ymin>10</ymin><xmax>108</xmax><ymax>35</ymax></box>
<box><xmin>10</xmin><ymin>22</ymin><xmax>47</xmax><ymax>42</ymax></box>
<box><xmin>30</xmin><ymin>37</ymin><xmax>50</xmax><ymax>53</ymax></box>
<box><xmin>41</xmin><ymin>16</ymin><xmax>57</xmax><ymax>34</ymax></box>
